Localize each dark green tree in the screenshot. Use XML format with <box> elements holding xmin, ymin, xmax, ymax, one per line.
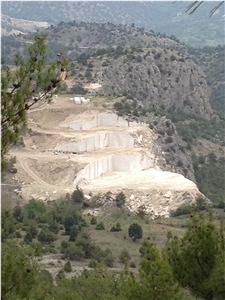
<box><xmin>63</xmin><ymin>216</ymin><xmax>75</xmax><ymax>235</ymax></box>
<box><xmin>12</xmin><ymin>204</ymin><xmax>23</xmax><ymax>222</ymax></box>
<box><xmin>69</xmin><ymin>224</ymin><xmax>81</xmax><ymax>242</ymax></box>
<box><xmin>64</xmin><ymin>261</ymin><xmax>72</xmax><ymax>273</ymax></box>
<box><xmin>116</xmin><ymin>192</ymin><xmax>126</xmax><ymax>207</ymax></box>
<box><xmin>167</xmin><ymin>212</ymin><xmax>225</xmax><ymax>300</ymax></box>
<box><xmin>1</xmin><ymin>33</ymin><xmax>68</xmax><ymax>164</ymax></box>
<box><xmin>90</xmin><ymin>216</ymin><xmax>97</xmax><ymax>225</ymax></box>
<box><xmin>1</xmin><ymin>240</ymin><xmax>37</xmax><ymax>299</ymax></box>
<box><xmin>128</xmin><ymin>223</ymin><xmax>143</xmax><ymax>241</ymax></box>
<box><xmin>71</xmin><ymin>186</ymin><xmax>84</xmax><ymax>205</ymax></box>
<box><xmin>24</xmin><ymin>232</ymin><xmax>33</xmax><ymax>243</ymax></box>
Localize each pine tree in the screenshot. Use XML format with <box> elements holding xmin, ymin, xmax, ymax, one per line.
<box><xmin>1</xmin><ymin>33</ymin><xmax>68</xmax><ymax>164</ymax></box>
<box><xmin>167</xmin><ymin>212</ymin><xmax>225</xmax><ymax>300</ymax></box>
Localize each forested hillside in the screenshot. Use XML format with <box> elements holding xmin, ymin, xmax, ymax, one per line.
<box><xmin>2</xmin><ymin>1</ymin><xmax>224</xmax><ymax>47</ymax></box>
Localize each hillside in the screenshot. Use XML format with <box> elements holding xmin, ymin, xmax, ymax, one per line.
<box><xmin>1</xmin><ymin>1</ymin><xmax>224</xmax><ymax>47</ymax></box>
<box><xmin>70</xmin><ymin>46</ymin><xmax>213</xmax><ymax>120</ymax></box>
<box><xmin>2</xmin><ymin>20</ymin><xmax>223</xmax><ymax>117</ymax></box>
<box><xmin>2</xmin><ymin>21</ymin><xmax>224</xmax><ymax>207</ymax></box>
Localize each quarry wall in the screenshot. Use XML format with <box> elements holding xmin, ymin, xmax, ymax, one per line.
<box><xmin>74</xmin><ymin>154</ymin><xmax>154</xmax><ymax>184</ymax></box>
<box><xmin>61</xmin><ymin>113</ymin><xmax>147</xmax><ymax>130</ymax></box>
<box><xmin>55</xmin><ymin>132</ymin><xmax>134</xmax><ymax>153</ymax></box>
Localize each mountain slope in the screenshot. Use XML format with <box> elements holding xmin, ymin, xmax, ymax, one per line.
<box><xmin>2</xmin><ymin>1</ymin><xmax>224</xmax><ymax>47</ymax></box>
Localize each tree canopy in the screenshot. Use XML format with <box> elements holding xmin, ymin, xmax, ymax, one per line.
<box><xmin>1</xmin><ymin>33</ymin><xmax>68</xmax><ymax>166</ymax></box>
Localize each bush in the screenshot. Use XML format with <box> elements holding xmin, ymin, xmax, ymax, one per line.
<box><xmin>27</xmin><ymin>220</ymin><xmax>38</xmax><ymax>238</ymax></box>
<box><xmin>88</xmin><ymin>260</ymin><xmax>98</xmax><ymax>268</ymax></box>
<box><xmin>95</xmin><ymin>222</ymin><xmax>105</xmax><ymax>230</ymax></box>
<box><xmin>128</xmin><ymin>223</ymin><xmax>143</xmax><ymax>241</ymax></box>
<box><xmin>37</xmin><ymin>229</ymin><xmax>56</xmax><ymax>244</ymax></box>
<box><xmin>130</xmin><ymin>261</ymin><xmax>136</xmax><ymax>268</ymax></box>
<box><xmin>71</xmin><ymin>186</ymin><xmax>84</xmax><ymax>205</ymax></box>
<box><xmin>64</xmin><ymin>261</ymin><xmax>72</xmax><ymax>272</ymax></box>
<box><xmin>24</xmin><ymin>232</ymin><xmax>32</xmax><ymax>243</ymax></box>
<box><xmin>15</xmin><ymin>231</ymin><xmax>22</xmax><ymax>238</ymax></box>
<box><xmin>69</xmin><ymin>225</ymin><xmax>81</xmax><ymax>242</ymax></box>
<box><xmin>23</xmin><ymin>199</ymin><xmax>47</xmax><ymax>219</ymax></box>
<box><xmin>119</xmin><ymin>248</ymin><xmax>131</xmax><ymax>263</ymax></box>
<box><xmin>110</xmin><ymin>222</ymin><xmax>122</xmax><ymax>232</ymax></box>
<box><xmin>61</xmin><ymin>240</ymin><xmax>68</xmax><ymax>250</ymax></box>
<box><xmin>90</xmin><ymin>217</ymin><xmax>97</xmax><ymax>225</ymax></box>
<box><xmin>196</xmin><ymin>196</ymin><xmax>208</xmax><ymax>211</ymax></box>
<box><xmin>64</xmin><ymin>243</ymin><xmax>84</xmax><ymax>260</ymax></box>
<box><xmin>171</xmin><ymin>205</ymin><xmax>195</xmax><ymax>217</ymax></box>
<box><xmin>116</xmin><ymin>192</ymin><xmax>126</xmax><ymax>207</ymax></box>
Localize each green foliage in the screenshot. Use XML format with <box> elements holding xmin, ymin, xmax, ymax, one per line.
<box><xmin>167</xmin><ymin>212</ymin><xmax>225</xmax><ymax>300</ymax></box>
<box><xmin>95</xmin><ymin>221</ymin><xmax>105</xmax><ymax>230</ymax></box>
<box><xmin>37</xmin><ymin>228</ymin><xmax>56</xmax><ymax>244</ymax></box>
<box><xmin>23</xmin><ymin>199</ymin><xmax>47</xmax><ymax>219</ymax></box>
<box><xmin>116</xmin><ymin>192</ymin><xmax>126</xmax><ymax>207</ymax></box>
<box><xmin>128</xmin><ymin>223</ymin><xmax>143</xmax><ymax>241</ymax></box>
<box><xmin>69</xmin><ymin>224</ymin><xmax>81</xmax><ymax>242</ymax></box>
<box><xmin>64</xmin><ymin>261</ymin><xmax>72</xmax><ymax>273</ymax></box>
<box><xmin>1</xmin><ymin>240</ymin><xmax>38</xmax><ymax>299</ymax></box>
<box><xmin>90</xmin><ymin>216</ymin><xmax>97</xmax><ymax>225</ymax></box>
<box><xmin>119</xmin><ymin>248</ymin><xmax>131</xmax><ymax>263</ymax></box>
<box><xmin>63</xmin><ymin>242</ymin><xmax>85</xmax><ymax>260</ymax></box>
<box><xmin>1</xmin><ymin>209</ymin><xmax>16</xmax><ymax>241</ymax></box>
<box><xmin>27</xmin><ymin>220</ymin><xmax>38</xmax><ymax>238</ymax></box>
<box><xmin>24</xmin><ymin>231</ymin><xmax>33</xmax><ymax>243</ymax></box>
<box><xmin>120</xmin><ymin>242</ymin><xmax>190</xmax><ymax>300</ymax></box>
<box><xmin>192</xmin><ymin>153</ymin><xmax>225</xmax><ymax>204</ymax></box>
<box><xmin>110</xmin><ymin>222</ymin><xmax>122</xmax><ymax>232</ymax></box>
<box><xmin>171</xmin><ymin>204</ymin><xmax>196</xmax><ymax>217</ymax></box>
<box><xmin>71</xmin><ymin>186</ymin><xmax>84</xmax><ymax>205</ymax></box>
<box><xmin>63</xmin><ymin>215</ymin><xmax>76</xmax><ymax>235</ymax></box>
<box><xmin>94</xmin><ymin>247</ymin><xmax>115</xmax><ymax>267</ymax></box>
<box><xmin>1</xmin><ymin>33</ymin><xmax>68</xmax><ymax>162</ymax></box>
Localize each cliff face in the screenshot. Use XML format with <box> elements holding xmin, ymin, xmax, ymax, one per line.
<box><xmin>85</xmin><ymin>48</ymin><xmax>213</xmax><ymax>120</ymax></box>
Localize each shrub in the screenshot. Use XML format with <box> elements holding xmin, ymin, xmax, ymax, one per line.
<box><xmin>119</xmin><ymin>248</ymin><xmax>131</xmax><ymax>263</ymax></box>
<box><xmin>116</xmin><ymin>192</ymin><xmax>126</xmax><ymax>207</ymax></box>
<box><xmin>130</xmin><ymin>261</ymin><xmax>136</xmax><ymax>268</ymax></box>
<box><xmin>171</xmin><ymin>205</ymin><xmax>195</xmax><ymax>217</ymax></box>
<box><xmin>71</xmin><ymin>186</ymin><xmax>84</xmax><ymax>205</ymax></box>
<box><xmin>15</xmin><ymin>231</ymin><xmax>22</xmax><ymax>238</ymax></box>
<box><xmin>95</xmin><ymin>222</ymin><xmax>105</xmax><ymax>230</ymax></box>
<box><xmin>88</xmin><ymin>260</ymin><xmax>98</xmax><ymax>268</ymax></box>
<box><xmin>196</xmin><ymin>196</ymin><xmax>208</xmax><ymax>211</ymax></box>
<box><xmin>110</xmin><ymin>222</ymin><xmax>122</xmax><ymax>232</ymax></box>
<box><xmin>27</xmin><ymin>220</ymin><xmax>38</xmax><ymax>238</ymax></box>
<box><xmin>69</xmin><ymin>225</ymin><xmax>81</xmax><ymax>242</ymax></box>
<box><xmin>64</xmin><ymin>261</ymin><xmax>72</xmax><ymax>272</ymax></box>
<box><xmin>24</xmin><ymin>232</ymin><xmax>32</xmax><ymax>243</ymax></box>
<box><xmin>128</xmin><ymin>223</ymin><xmax>143</xmax><ymax>241</ymax></box>
<box><xmin>61</xmin><ymin>240</ymin><xmax>69</xmax><ymax>250</ymax></box>
<box><xmin>90</xmin><ymin>217</ymin><xmax>97</xmax><ymax>225</ymax></box>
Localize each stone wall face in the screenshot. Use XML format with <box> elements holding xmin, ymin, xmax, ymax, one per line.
<box><xmin>55</xmin><ymin>132</ymin><xmax>134</xmax><ymax>153</ymax></box>
<box><xmin>74</xmin><ymin>154</ymin><xmax>154</xmax><ymax>184</ymax></box>
<box><xmin>61</xmin><ymin>113</ymin><xmax>145</xmax><ymax>130</ymax></box>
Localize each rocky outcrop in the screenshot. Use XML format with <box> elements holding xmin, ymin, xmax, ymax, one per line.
<box><xmin>83</xmin><ymin>48</ymin><xmax>213</xmax><ymax>120</ymax></box>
